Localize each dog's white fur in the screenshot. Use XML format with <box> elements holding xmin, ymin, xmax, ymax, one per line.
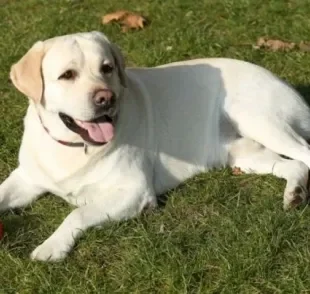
<box><xmin>3</xmin><ymin>31</ymin><xmax>310</xmax><ymax>261</ymax></box>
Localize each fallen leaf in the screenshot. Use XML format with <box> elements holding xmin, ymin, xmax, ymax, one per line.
<box><xmin>102</xmin><ymin>10</ymin><xmax>127</xmax><ymax>24</ymax></box>
<box><xmin>102</xmin><ymin>10</ymin><xmax>147</xmax><ymax>32</ymax></box>
<box><xmin>255</xmin><ymin>37</ymin><xmax>296</xmax><ymax>51</ymax></box>
<box><xmin>232</xmin><ymin>167</ymin><xmax>244</xmax><ymax>175</ymax></box>
<box><xmin>256</xmin><ymin>37</ymin><xmax>266</xmax><ymax>48</ymax></box>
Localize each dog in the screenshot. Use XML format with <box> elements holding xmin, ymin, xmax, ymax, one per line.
<box><xmin>3</xmin><ymin>31</ymin><xmax>310</xmax><ymax>261</ymax></box>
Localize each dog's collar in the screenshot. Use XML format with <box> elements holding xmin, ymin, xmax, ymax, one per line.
<box><xmin>38</xmin><ymin>114</ymin><xmax>86</xmax><ymax>149</ymax></box>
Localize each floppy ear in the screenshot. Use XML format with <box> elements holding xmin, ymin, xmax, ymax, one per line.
<box><xmin>109</xmin><ymin>42</ymin><xmax>127</xmax><ymax>88</ymax></box>
<box><xmin>10</xmin><ymin>41</ymin><xmax>45</xmax><ymax>103</ymax></box>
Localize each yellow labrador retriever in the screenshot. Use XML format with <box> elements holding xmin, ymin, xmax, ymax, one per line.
<box><xmin>3</xmin><ymin>31</ymin><xmax>310</xmax><ymax>261</ymax></box>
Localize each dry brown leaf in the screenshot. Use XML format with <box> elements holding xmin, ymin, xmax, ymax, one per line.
<box><xmin>102</xmin><ymin>10</ymin><xmax>128</xmax><ymax>24</ymax></box>
<box><xmin>232</xmin><ymin>167</ymin><xmax>244</xmax><ymax>176</ymax></box>
<box><xmin>102</xmin><ymin>10</ymin><xmax>147</xmax><ymax>32</ymax></box>
<box><xmin>256</xmin><ymin>37</ymin><xmax>296</xmax><ymax>51</ymax></box>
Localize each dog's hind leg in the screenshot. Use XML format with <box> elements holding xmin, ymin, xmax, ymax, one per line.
<box><xmin>228</xmin><ymin>138</ymin><xmax>309</xmax><ymax>209</ymax></box>
<box><xmin>0</xmin><ymin>167</ymin><xmax>45</xmax><ymax>212</ymax></box>
<box><xmin>228</xmin><ymin>110</ymin><xmax>310</xmax><ymax>169</ymax></box>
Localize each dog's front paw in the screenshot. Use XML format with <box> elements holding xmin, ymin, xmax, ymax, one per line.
<box><xmin>31</xmin><ymin>238</ymin><xmax>71</xmax><ymax>262</ymax></box>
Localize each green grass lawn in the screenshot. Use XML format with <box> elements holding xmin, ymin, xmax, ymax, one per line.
<box><xmin>2</xmin><ymin>0</ymin><xmax>310</xmax><ymax>293</ymax></box>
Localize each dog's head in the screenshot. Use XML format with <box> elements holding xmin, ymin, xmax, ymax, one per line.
<box><xmin>10</xmin><ymin>31</ymin><xmax>127</xmax><ymax>145</ymax></box>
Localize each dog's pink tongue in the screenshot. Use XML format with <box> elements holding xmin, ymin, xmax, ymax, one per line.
<box><xmin>75</xmin><ymin>120</ymin><xmax>114</xmax><ymax>143</ymax></box>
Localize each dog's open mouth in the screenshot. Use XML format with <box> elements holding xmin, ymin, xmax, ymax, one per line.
<box><xmin>59</xmin><ymin>113</ymin><xmax>114</xmax><ymax>145</ymax></box>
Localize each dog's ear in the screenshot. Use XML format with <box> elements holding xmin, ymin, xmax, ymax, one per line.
<box><xmin>10</xmin><ymin>41</ymin><xmax>46</xmax><ymax>103</ymax></box>
<box><xmin>109</xmin><ymin>42</ymin><xmax>127</xmax><ymax>88</ymax></box>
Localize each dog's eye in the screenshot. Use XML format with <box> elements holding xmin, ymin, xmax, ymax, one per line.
<box><xmin>58</xmin><ymin>70</ymin><xmax>76</xmax><ymax>80</ymax></box>
<box><xmin>101</xmin><ymin>64</ymin><xmax>113</xmax><ymax>75</ymax></box>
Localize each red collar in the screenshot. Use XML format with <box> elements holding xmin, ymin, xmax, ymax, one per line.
<box><xmin>39</xmin><ymin>115</ymin><xmax>85</xmax><ymax>148</ymax></box>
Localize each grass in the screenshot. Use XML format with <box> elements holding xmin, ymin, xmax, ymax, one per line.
<box><xmin>2</xmin><ymin>0</ymin><xmax>310</xmax><ymax>292</ymax></box>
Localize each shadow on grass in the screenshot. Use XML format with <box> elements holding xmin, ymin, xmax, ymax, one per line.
<box><xmin>1</xmin><ymin>211</ymin><xmax>43</xmax><ymax>259</ymax></box>
<box><xmin>295</xmin><ymin>84</ymin><xmax>310</xmax><ymax>105</ymax></box>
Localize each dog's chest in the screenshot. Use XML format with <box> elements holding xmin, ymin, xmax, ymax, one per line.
<box><xmin>19</xmin><ymin>124</ymin><xmax>104</xmax><ymax>192</ymax></box>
